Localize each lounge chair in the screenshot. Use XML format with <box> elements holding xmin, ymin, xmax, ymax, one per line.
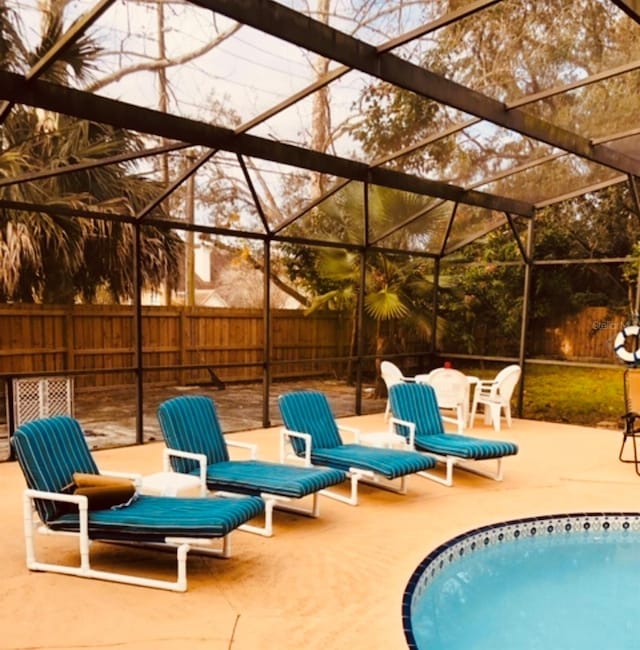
<box><xmin>157</xmin><ymin>395</ymin><xmax>347</xmax><ymax>537</ymax></box>
<box><xmin>277</xmin><ymin>390</ymin><xmax>436</xmax><ymax>505</ymax></box>
<box><xmin>389</xmin><ymin>382</ymin><xmax>519</xmax><ymax>486</ymax></box>
<box><xmin>11</xmin><ymin>415</ymin><xmax>264</xmax><ymax>592</ymax></box>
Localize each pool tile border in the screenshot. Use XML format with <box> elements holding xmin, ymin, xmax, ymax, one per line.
<box><xmin>402</xmin><ymin>512</ymin><xmax>640</xmax><ymax>649</ymax></box>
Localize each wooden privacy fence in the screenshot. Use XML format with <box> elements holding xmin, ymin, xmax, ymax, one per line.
<box><xmin>0</xmin><ymin>304</ymin><xmax>629</xmax><ymax>393</ymax></box>
<box><xmin>528</xmin><ymin>306</ymin><xmax>629</xmax><ymax>362</ymax></box>
<box><xmin>0</xmin><ymin>304</ymin><xmax>352</xmax><ymax>389</ymax></box>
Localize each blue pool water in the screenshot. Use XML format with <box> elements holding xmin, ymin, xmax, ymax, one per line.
<box><xmin>403</xmin><ymin>514</ymin><xmax>640</xmax><ymax>650</ymax></box>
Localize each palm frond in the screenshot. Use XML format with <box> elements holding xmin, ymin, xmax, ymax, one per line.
<box><xmin>364</xmin><ymin>289</ymin><xmax>409</xmax><ymax>320</ymax></box>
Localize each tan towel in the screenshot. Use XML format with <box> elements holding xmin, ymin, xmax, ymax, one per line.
<box><xmin>72</xmin><ymin>472</ymin><xmax>136</xmax><ymax>510</ymax></box>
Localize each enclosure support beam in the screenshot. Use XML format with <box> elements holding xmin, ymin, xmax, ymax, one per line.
<box><xmin>430</xmin><ymin>258</ymin><xmax>441</xmax><ymax>361</ymax></box>
<box><xmin>518</xmin><ymin>218</ymin><xmax>535</xmax><ymax>417</ymax></box>
<box><xmin>629</xmin><ymin>175</ymin><xmax>640</xmax><ymax>229</ymax></box>
<box><xmin>133</xmin><ymin>223</ymin><xmax>144</xmax><ymax>445</ymax></box>
<box><xmin>263</xmin><ymin>239</ymin><xmax>272</xmax><ymax>427</ymax></box>
<box><xmin>356</xmin><ymin>182</ymin><xmax>370</xmax><ymax>415</ymax></box>
<box><xmin>0</xmin><ymin>71</ymin><xmax>534</xmax><ymax>218</ymax></box>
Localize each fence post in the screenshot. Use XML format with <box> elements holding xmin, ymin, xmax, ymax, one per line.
<box><xmin>64</xmin><ymin>305</ymin><xmax>74</xmax><ymax>373</ymax></box>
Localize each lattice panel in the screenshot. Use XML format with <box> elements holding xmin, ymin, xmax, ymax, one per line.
<box><xmin>13</xmin><ymin>377</ymin><xmax>74</xmax><ymax>426</ymax></box>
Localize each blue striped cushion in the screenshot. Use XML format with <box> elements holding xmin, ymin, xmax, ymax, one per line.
<box><xmin>309</xmin><ymin>444</ymin><xmax>436</xmax><ymax>479</ymax></box>
<box><xmin>157</xmin><ymin>396</ymin><xmax>230</xmax><ymax>474</ymax></box>
<box><xmin>158</xmin><ymin>395</ymin><xmax>346</xmax><ymax>497</ymax></box>
<box><xmin>12</xmin><ymin>415</ymin><xmax>264</xmax><ymax>541</ymax></box>
<box><xmin>198</xmin><ymin>460</ymin><xmax>346</xmax><ymax>498</ymax></box>
<box><xmin>278</xmin><ymin>391</ymin><xmax>344</xmax><ymax>454</ymax></box>
<box><xmin>47</xmin><ymin>494</ymin><xmax>264</xmax><ymax>541</ymax></box>
<box><xmin>412</xmin><ymin>433</ymin><xmax>518</xmax><ymax>459</ymax></box>
<box><xmin>389</xmin><ymin>383</ymin><xmax>518</xmax><ymax>460</ymax></box>
<box><xmin>389</xmin><ymin>382</ymin><xmax>446</xmax><ymax>436</ymax></box>
<box><xmin>12</xmin><ymin>416</ymin><xmax>101</xmax><ymax>523</ymax></box>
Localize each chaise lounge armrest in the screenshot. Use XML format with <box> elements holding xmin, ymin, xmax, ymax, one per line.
<box><xmin>280</xmin><ymin>423</ymin><xmax>363</xmax><ymax>465</ymax></box>
<box><xmin>336</xmin><ymin>423</ymin><xmax>361</xmax><ymax>444</ymax></box>
<box><xmin>225</xmin><ymin>439</ymin><xmax>258</xmax><ymax>459</ymax></box>
<box><xmin>279</xmin><ymin>428</ymin><xmax>313</xmax><ymax>465</ymax></box>
<box><xmin>388</xmin><ymin>416</ymin><xmax>416</xmax><ymax>448</ymax></box>
<box><xmin>25</xmin><ymin>487</ymin><xmax>91</xmax><ymax>517</ymax></box>
<box><xmin>162</xmin><ymin>447</ymin><xmax>208</xmax><ymax>496</ymax></box>
<box><xmin>389</xmin><ymin>413</ymin><xmax>459</xmax><ymax>441</ymax></box>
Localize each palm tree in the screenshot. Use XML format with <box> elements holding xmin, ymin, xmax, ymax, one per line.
<box><xmin>0</xmin><ymin>2</ymin><xmax>181</xmax><ymax>303</ymax></box>
<box><xmin>0</xmin><ymin>0</ymin><xmax>25</xmax><ymax>70</ymax></box>
<box><xmin>285</xmin><ymin>182</ymin><xmax>450</xmax><ymax>388</ymax></box>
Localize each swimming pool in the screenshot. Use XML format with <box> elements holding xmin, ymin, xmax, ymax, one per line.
<box><xmin>402</xmin><ymin>513</ymin><xmax>640</xmax><ymax>650</ymax></box>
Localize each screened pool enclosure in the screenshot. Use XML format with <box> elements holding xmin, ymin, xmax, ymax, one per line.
<box><xmin>1</xmin><ymin>0</ymin><xmax>640</xmax><ymax>452</ymax></box>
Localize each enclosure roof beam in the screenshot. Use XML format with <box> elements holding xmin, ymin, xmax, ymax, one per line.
<box><xmin>371</xmin><ymin>118</ymin><xmax>482</xmax><ymax>167</ymax></box>
<box><xmin>238</xmin><ymin>154</ymin><xmax>271</xmax><ymax>233</ymax></box>
<box><xmin>468</xmin><ymin>153</ymin><xmax>567</xmax><ymax>191</ymax></box>
<box><xmin>443</xmin><ymin>218</ymin><xmax>509</xmax><ymax>256</ymax></box>
<box><xmin>439</xmin><ymin>202</ymin><xmax>459</xmax><ymax>258</ymax></box>
<box><xmin>0</xmin><ymin>70</ymin><xmax>534</xmax><ymax>217</ymax></box>
<box><xmin>273</xmin><ymin>179</ymin><xmax>351</xmax><ymax>235</ymax></box>
<box><xmin>135</xmin><ymin>148</ymin><xmax>214</xmax><ymax>221</ymax></box>
<box><xmin>0</xmin><ymin>141</ymin><xmax>190</xmax><ymax>187</ymax></box>
<box><xmin>198</xmin><ymin>0</ymin><xmax>640</xmax><ymax>177</ymax></box>
<box><xmin>369</xmin><ymin>166</ymin><xmax>531</xmax><ymax>215</ymax></box>
<box><xmin>505</xmin><ymin>59</ymin><xmax>640</xmax><ymax>110</ymax></box>
<box><xmin>533</xmin><ymin>256</ymin><xmax>632</xmax><ymax>265</ymax></box>
<box><xmin>27</xmin><ymin>0</ymin><xmax>117</xmax><ymax>81</ymax></box>
<box><xmin>0</xmin><ymin>198</ymin><xmax>442</xmax><ymax>257</ymax></box>
<box><xmin>0</xmin><ymin>198</ymin><xmax>270</xmax><ymax>242</ymax></box>
<box><xmin>380</xmin><ymin>0</ymin><xmax>501</xmax><ymax>52</ymax></box>
<box><xmin>0</xmin><ymin>199</ymin><xmax>137</xmax><ymax>223</ymax></box>
<box><xmin>534</xmin><ymin>175</ymin><xmax>628</xmax><ymax>208</ymax></box>
<box><xmin>612</xmin><ymin>0</ymin><xmax>640</xmax><ymax>21</ymax></box>
<box><xmin>369</xmin><ymin>199</ymin><xmax>451</xmax><ymax>247</ymax></box>
<box><xmin>591</xmin><ymin>127</ymin><xmax>640</xmax><ymax>145</ymax></box>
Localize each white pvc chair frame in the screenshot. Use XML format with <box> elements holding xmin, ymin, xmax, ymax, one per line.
<box><xmin>388</xmin><ymin>416</ymin><xmax>504</xmax><ymax>487</ymax></box>
<box><xmin>278</xmin><ymin>424</ymin><xmax>408</xmax><ymax>506</ymax></box>
<box><xmin>22</xmin><ymin>484</ymin><xmax>231</xmax><ymax>593</ymax></box>
<box><xmin>163</xmin><ymin>444</ymin><xmax>320</xmax><ymax>538</ymax></box>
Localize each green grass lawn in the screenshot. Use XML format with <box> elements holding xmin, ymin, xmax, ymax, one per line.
<box><xmin>463</xmin><ymin>364</ymin><xmax>625</xmax><ymax>428</ymax></box>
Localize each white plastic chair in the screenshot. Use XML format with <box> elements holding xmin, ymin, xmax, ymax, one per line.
<box><xmin>419</xmin><ymin>368</ymin><xmax>469</xmax><ymax>433</ymax></box>
<box><xmin>469</xmin><ymin>365</ymin><xmax>521</xmax><ymax>432</ymax></box>
<box><xmin>380</xmin><ymin>361</ymin><xmax>414</xmax><ymax>419</ymax></box>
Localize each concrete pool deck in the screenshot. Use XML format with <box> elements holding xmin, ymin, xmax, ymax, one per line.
<box><xmin>1</xmin><ymin>412</ymin><xmax>637</xmax><ymax>650</ymax></box>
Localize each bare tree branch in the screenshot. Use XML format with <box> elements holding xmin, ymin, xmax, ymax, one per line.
<box><xmin>213</xmin><ymin>238</ymin><xmax>310</xmax><ymax>307</ymax></box>
<box><xmin>85</xmin><ymin>21</ymin><xmax>242</xmax><ymax>93</ymax></box>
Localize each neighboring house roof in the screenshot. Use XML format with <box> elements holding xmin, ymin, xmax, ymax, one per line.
<box><xmin>193</xmin><ymin>288</ymin><xmax>228</xmax><ymax>307</ymax></box>
<box><xmin>193</xmin><ymin>245</ymin><xmax>304</xmax><ymax>309</ymax></box>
